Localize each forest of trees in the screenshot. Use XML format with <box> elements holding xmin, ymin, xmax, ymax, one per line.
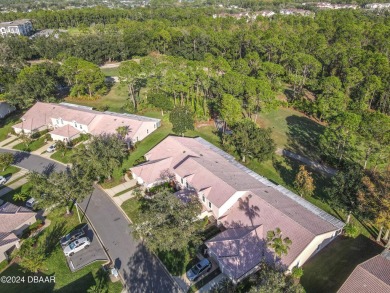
<box><xmin>0</xmin><ymin>7</ymin><xmax>388</xmax><ymax>234</ymax></box>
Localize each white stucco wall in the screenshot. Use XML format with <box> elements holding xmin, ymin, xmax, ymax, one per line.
<box><xmin>132</xmin><ymin>121</ymin><xmax>160</xmax><ymax>142</ymax></box>
<box><xmin>218</xmin><ymin>191</ymin><xmax>248</xmax><ymax>218</ymax></box>
<box><xmin>288</xmin><ymin>229</ymin><xmax>341</xmax><ymax>270</ymax></box>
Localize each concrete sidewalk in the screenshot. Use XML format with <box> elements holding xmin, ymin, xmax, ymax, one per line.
<box><xmin>103</xmin><ymin>179</ymin><xmax>137</xmax><ymax>197</ymax></box>
<box><xmin>1</xmin><ymin>137</ymin><xmax>22</xmax><ymax>149</ymax></box>
<box><xmin>4</xmin><ymin>168</ymin><xmax>29</xmax><ymax>184</ymax></box>
<box><xmin>0</xmin><ymin>135</ymin><xmax>18</xmax><ymax>147</ymax></box>
<box><xmin>31</xmin><ymin>141</ymin><xmax>52</xmax><ymax>155</ymax></box>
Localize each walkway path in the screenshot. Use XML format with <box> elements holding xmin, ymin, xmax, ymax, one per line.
<box><xmin>31</xmin><ymin>141</ymin><xmax>52</xmax><ymax>156</ymax></box>
<box><xmin>1</xmin><ymin>137</ymin><xmax>22</xmax><ymax>149</ymax></box>
<box><xmin>102</xmin><ymin>174</ymin><xmax>138</xmax><ymax>207</ymax></box>
<box><xmin>276</xmin><ymin>148</ymin><xmax>337</xmax><ymax>176</ymax></box>
<box><xmin>0</xmin><ymin>135</ymin><xmax>18</xmax><ymax>147</ymax></box>
<box><xmin>196</xmin><ymin>273</ymin><xmax>227</xmax><ymax>293</ymax></box>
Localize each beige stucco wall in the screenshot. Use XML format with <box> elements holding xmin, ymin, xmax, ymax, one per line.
<box><xmin>50</xmin><ymin>118</ymin><xmax>88</xmax><ymax>133</ymax></box>
<box><xmin>0</xmin><ymin>240</ymin><xmax>19</xmax><ymax>263</ymax></box>
<box><xmin>288</xmin><ymin>229</ymin><xmax>341</xmax><ymax>270</ymax></box>
<box><xmin>132</xmin><ymin>121</ymin><xmax>159</xmax><ymax>142</ymax></box>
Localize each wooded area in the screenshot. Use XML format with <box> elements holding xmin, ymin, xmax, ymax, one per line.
<box><xmin>0</xmin><ymin>7</ymin><xmax>389</xmax><ymax>240</ymax></box>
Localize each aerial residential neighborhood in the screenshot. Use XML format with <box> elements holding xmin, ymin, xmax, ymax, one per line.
<box><xmin>0</xmin><ymin>1</ymin><xmax>389</xmax><ymax>293</ymax></box>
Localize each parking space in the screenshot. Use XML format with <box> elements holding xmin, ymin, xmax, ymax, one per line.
<box><xmin>64</xmin><ymin>225</ymin><xmax>109</xmax><ymax>272</ymax></box>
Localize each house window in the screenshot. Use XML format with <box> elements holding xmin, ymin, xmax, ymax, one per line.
<box><xmin>147</xmin><ymin>129</ymin><xmax>149</xmax><ymax>134</ymax></box>
<box><xmin>186</xmin><ymin>182</ymin><xmax>189</xmax><ymax>188</ymax></box>
<box><xmin>202</xmin><ymin>195</ymin><xmax>205</xmax><ymax>202</ymax></box>
<box><xmin>208</xmin><ymin>202</ymin><xmax>211</xmax><ymax>208</ymax></box>
<box><xmin>181</xmin><ymin>178</ymin><xmax>184</xmax><ymax>184</ymax></box>
<box><xmin>56</xmin><ymin>119</ymin><xmax>59</xmax><ymax>125</ymax></box>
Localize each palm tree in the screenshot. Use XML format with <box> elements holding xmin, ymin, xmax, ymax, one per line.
<box><xmin>13</xmin><ymin>192</ymin><xmax>27</xmax><ymax>202</ymax></box>
<box><xmin>266</xmin><ymin>227</ymin><xmax>292</xmax><ymax>262</ymax></box>
<box><xmin>116</xmin><ymin>126</ymin><xmax>131</xmax><ymax>149</ymax></box>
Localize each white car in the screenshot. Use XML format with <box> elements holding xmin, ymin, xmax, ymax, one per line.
<box><xmin>26</xmin><ymin>197</ymin><xmax>37</xmax><ymax>209</ymax></box>
<box><xmin>63</xmin><ymin>237</ymin><xmax>91</xmax><ymax>257</ymax></box>
<box><xmin>46</xmin><ymin>143</ymin><xmax>56</xmax><ymax>153</ymax></box>
<box><xmin>0</xmin><ymin>176</ymin><xmax>6</xmax><ymax>185</ymax></box>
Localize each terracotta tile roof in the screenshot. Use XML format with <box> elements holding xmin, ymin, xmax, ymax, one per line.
<box><xmin>222</xmin><ymin>193</ymin><xmax>317</xmax><ymax>267</ymax></box>
<box><xmin>50</xmin><ymin>124</ymin><xmax>80</xmax><ymax>138</ymax></box>
<box><xmin>0</xmin><ymin>232</ymin><xmax>19</xmax><ymax>247</ymax></box>
<box><xmin>206</xmin><ymin>225</ymin><xmax>268</xmax><ymax>280</ymax></box>
<box><xmin>131</xmin><ymin>157</ymin><xmax>173</xmax><ymax>185</ymax></box>
<box><xmin>0</xmin><ymin>202</ymin><xmax>36</xmax><ymax>234</ymax></box>
<box><xmin>13</xmin><ymin>102</ymin><xmax>159</xmax><ymax>140</ymax></box>
<box><xmin>338</xmin><ymin>251</ymin><xmax>390</xmax><ymax>293</ymax></box>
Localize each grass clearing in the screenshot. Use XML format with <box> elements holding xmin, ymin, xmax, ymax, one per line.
<box><xmin>0</xmin><ymin>207</ymin><xmax>123</xmax><ymax>293</ymax></box>
<box><xmin>101</xmin><ymin>67</ymin><xmax>120</xmax><ymax>77</ymax></box>
<box><xmin>121</xmin><ymin>197</ymin><xmax>142</xmax><ymax>224</ymax></box>
<box><xmin>50</xmin><ymin>148</ymin><xmax>76</xmax><ymax>164</ymax></box>
<box><xmin>301</xmin><ymin>235</ymin><xmax>383</xmax><ymax>293</ymax></box>
<box><xmin>257</xmin><ymin>107</ymin><xmax>325</xmax><ymax>161</ymax></box>
<box><xmin>65</xmin><ymin>83</ymin><xmax>128</xmax><ymax>113</ymax></box>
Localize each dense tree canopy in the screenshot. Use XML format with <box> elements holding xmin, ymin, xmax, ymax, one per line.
<box><xmin>132</xmin><ymin>189</ymin><xmax>202</xmax><ymax>252</ymax></box>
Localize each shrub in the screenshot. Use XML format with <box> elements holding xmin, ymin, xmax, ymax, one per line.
<box><xmin>344</xmin><ymin>222</ymin><xmax>359</xmax><ymax>238</ymax></box>
<box><xmin>291</xmin><ymin>267</ymin><xmax>304</xmax><ymax>279</ymax></box>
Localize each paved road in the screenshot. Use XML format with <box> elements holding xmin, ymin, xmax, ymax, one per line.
<box><xmin>0</xmin><ymin>148</ymin><xmax>66</xmax><ymax>174</ymax></box>
<box><xmin>79</xmin><ymin>188</ymin><xmax>178</xmax><ymax>293</ymax></box>
<box><xmin>0</xmin><ymin>148</ymin><xmax>178</xmax><ymax>293</ymax></box>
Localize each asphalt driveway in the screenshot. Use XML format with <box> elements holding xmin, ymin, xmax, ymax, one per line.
<box><xmin>0</xmin><ymin>149</ymin><xmax>179</xmax><ymax>293</ymax></box>
<box><xmin>79</xmin><ymin>187</ymin><xmax>179</xmax><ymax>293</ymax></box>
<box><xmin>65</xmin><ymin>225</ymin><xmax>109</xmax><ymax>272</ymax></box>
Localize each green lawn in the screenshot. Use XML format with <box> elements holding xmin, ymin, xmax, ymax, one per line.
<box><xmin>13</xmin><ymin>136</ymin><xmax>47</xmax><ymax>152</ymax></box>
<box><xmin>50</xmin><ymin>149</ymin><xmax>74</xmax><ymax>164</ymax></box>
<box><xmin>0</xmin><ymin>112</ymin><xmax>23</xmax><ymax>142</ymax></box>
<box><xmin>257</xmin><ymin>107</ymin><xmax>325</xmax><ymax>161</ymax></box>
<box><xmin>101</xmin><ymin>67</ymin><xmax>120</xmax><ymax>77</ymax></box>
<box><xmin>121</xmin><ymin>197</ymin><xmax>142</xmax><ymax>224</ymax></box>
<box><xmin>0</xmin><ymin>165</ymin><xmax>20</xmax><ymax>177</ymax></box>
<box><xmin>0</xmin><ymin>182</ymin><xmax>33</xmax><ymax>205</ymax></box>
<box><xmin>301</xmin><ymin>235</ymin><xmax>383</xmax><ymax>293</ymax></box>
<box><xmin>65</xmin><ymin>83</ymin><xmax>128</xmax><ymax>113</ymax></box>
<box><xmin>0</xmin><ymin>207</ymin><xmax>123</xmax><ymax>293</ymax></box>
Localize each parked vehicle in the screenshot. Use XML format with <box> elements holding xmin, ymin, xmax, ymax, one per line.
<box><xmin>63</xmin><ymin>237</ymin><xmax>91</xmax><ymax>257</ymax></box>
<box><xmin>0</xmin><ymin>176</ymin><xmax>6</xmax><ymax>185</ymax></box>
<box><xmin>60</xmin><ymin>225</ymin><xmax>87</xmax><ymax>247</ymax></box>
<box><xmin>186</xmin><ymin>258</ymin><xmax>212</xmax><ymax>281</ymax></box>
<box><xmin>26</xmin><ymin>197</ymin><xmax>37</xmax><ymax>208</ymax></box>
<box><xmin>46</xmin><ymin>143</ymin><xmax>56</xmax><ymax>153</ymax></box>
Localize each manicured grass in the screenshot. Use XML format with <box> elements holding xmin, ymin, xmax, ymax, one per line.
<box><xmin>50</xmin><ymin>149</ymin><xmax>75</xmax><ymax>164</ymax></box>
<box><xmin>101</xmin><ymin>67</ymin><xmax>120</xmax><ymax>77</ymax></box>
<box><xmin>301</xmin><ymin>235</ymin><xmax>383</xmax><ymax>293</ymax></box>
<box><xmin>0</xmin><ymin>182</ymin><xmax>33</xmax><ymax>206</ymax></box>
<box><xmin>0</xmin><ymin>259</ymin><xmax>9</xmax><ymax>272</ymax></box>
<box><xmin>257</xmin><ymin>107</ymin><xmax>325</xmax><ymax>161</ymax></box>
<box><xmin>0</xmin><ymin>165</ymin><xmax>20</xmax><ymax>177</ymax></box>
<box><xmin>13</xmin><ymin>136</ymin><xmax>47</xmax><ymax>152</ymax></box>
<box><xmin>0</xmin><ymin>112</ymin><xmax>22</xmax><ymax>142</ymax></box>
<box><xmin>65</xmin><ymin>83</ymin><xmax>128</xmax><ymax>113</ymax></box>
<box><xmin>121</xmin><ymin>197</ymin><xmax>142</xmax><ymax>224</ymax></box>
<box><xmin>0</xmin><ymin>207</ymin><xmax>123</xmax><ymax>293</ymax></box>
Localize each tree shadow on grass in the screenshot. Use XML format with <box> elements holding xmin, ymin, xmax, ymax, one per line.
<box><xmin>123</xmin><ymin>243</ymin><xmax>179</xmax><ymax>293</ymax></box>
<box><xmin>285</xmin><ymin>115</ymin><xmax>325</xmax><ymax>161</ymax></box>
<box><xmin>273</xmin><ymin>155</ymin><xmax>333</xmax><ymax>202</ymax></box>
<box><xmin>43</xmin><ymin>221</ymin><xmax>67</xmax><ymax>257</ymax></box>
<box><xmin>301</xmin><ymin>235</ymin><xmax>383</xmax><ymax>293</ymax></box>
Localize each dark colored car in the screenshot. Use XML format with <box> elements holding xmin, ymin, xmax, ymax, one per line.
<box><xmin>186</xmin><ymin>258</ymin><xmax>212</xmax><ymax>281</ymax></box>
<box><xmin>60</xmin><ymin>225</ymin><xmax>87</xmax><ymax>247</ymax></box>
